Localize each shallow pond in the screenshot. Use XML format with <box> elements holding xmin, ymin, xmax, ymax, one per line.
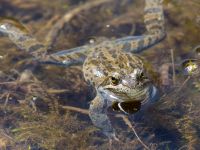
<box><xmin>0</xmin><ymin>0</ymin><xmax>200</xmax><ymax>149</ymax></box>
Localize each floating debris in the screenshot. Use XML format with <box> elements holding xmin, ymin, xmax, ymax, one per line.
<box><xmin>89</xmin><ymin>38</ymin><xmax>95</xmax><ymax>44</ymax></box>
<box><xmin>181</xmin><ymin>59</ymin><xmax>200</xmax><ymax>76</ymax></box>
<box><xmin>106</xmin><ymin>24</ymin><xmax>110</xmax><ymax>28</ymax></box>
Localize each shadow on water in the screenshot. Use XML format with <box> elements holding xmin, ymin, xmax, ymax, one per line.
<box><xmin>0</xmin><ymin>0</ymin><xmax>200</xmax><ymax>149</ymax></box>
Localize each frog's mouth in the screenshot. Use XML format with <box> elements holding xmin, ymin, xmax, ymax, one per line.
<box><xmin>103</xmin><ymin>84</ymin><xmax>151</xmax><ymax>102</ymax></box>
<box><xmin>106</xmin><ymin>85</ymin><xmax>158</xmax><ymax>114</ymax></box>
<box><xmin>97</xmin><ymin>74</ymin><xmax>153</xmax><ymax>102</ymax></box>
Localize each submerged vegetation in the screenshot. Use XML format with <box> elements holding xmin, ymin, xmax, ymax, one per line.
<box><xmin>0</xmin><ymin>0</ymin><xmax>200</xmax><ymax>149</ymax></box>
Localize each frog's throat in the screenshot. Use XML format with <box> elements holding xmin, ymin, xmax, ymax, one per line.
<box><xmin>97</xmin><ymin>85</ymin><xmax>152</xmax><ymax>103</ymax></box>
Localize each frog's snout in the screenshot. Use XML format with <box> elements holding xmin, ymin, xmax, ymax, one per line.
<box><xmin>121</xmin><ymin>76</ymin><xmax>150</xmax><ymax>89</ymax></box>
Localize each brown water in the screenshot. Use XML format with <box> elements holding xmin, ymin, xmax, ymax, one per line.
<box><xmin>0</xmin><ymin>0</ymin><xmax>200</xmax><ymax>149</ymax></box>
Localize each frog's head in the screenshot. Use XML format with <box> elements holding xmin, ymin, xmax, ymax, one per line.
<box><xmin>84</xmin><ymin>48</ymin><xmax>159</xmax><ymax>104</ymax></box>
<box><xmin>98</xmin><ymin>67</ymin><xmax>156</xmax><ymax>103</ymax></box>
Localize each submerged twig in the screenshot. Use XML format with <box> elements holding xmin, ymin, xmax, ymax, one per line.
<box><xmin>0</xmin><ymin>129</ymin><xmax>14</xmax><ymax>141</ymax></box>
<box><xmin>170</xmin><ymin>49</ymin><xmax>176</xmax><ymax>85</ymax></box>
<box><xmin>62</xmin><ymin>105</ymin><xmax>89</xmax><ymax>115</ymax></box>
<box><xmin>47</xmin><ymin>89</ymin><xmax>69</xmax><ymax>94</ymax></box>
<box><xmin>45</xmin><ymin>0</ymin><xmax>113</xmax><ymax>47</ymax></box>
<box><xmin>116</xmin><ymin>114</ymin><xmax>150</xmax><ymax>150</ymax></box>
<box><xmin>177</xmin><ymin>76</ymin><xmax>191</xmax><ymax>92</ymax></box>
<box><xmin>0</xmin><ymin>81</ymin><xmax>18</xmax><ymax>85</ymax></box>
<box><xmin>61</xmin><ymin>105</ymin><xmax>149</xmax><ymax>149</ymax></box>
<box><xmin>3</xmin><ymin>93</ymin><xmax>10</xmax><ymax>109</ymax></box>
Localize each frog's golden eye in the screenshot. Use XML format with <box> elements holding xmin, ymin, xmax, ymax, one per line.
<box><xmin>110</xmin><ymin>76</ymin><xmax>120</xmax><ymax>86</ymax></box>
<box><xmin>136</xmin><ymin>72</ymin><xmax>146</xmax><ymax>81</ymax></box>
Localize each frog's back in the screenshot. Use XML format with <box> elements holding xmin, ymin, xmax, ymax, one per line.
<box><xmin>83</xmin><ymin>42</ymin><xmax>146</xmax><ymax>85</ymax></box>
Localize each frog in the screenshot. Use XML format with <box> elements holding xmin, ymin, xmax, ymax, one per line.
<box><xmin>0</xmin><ymin>0</ymin><xmax>165</xmax><ymax>141</ymax></box>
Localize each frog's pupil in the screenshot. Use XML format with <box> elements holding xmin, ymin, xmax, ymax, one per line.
<box><xmin>137</xmin><ymin>72</ymin><xmax>145</xmax><ymax>81</ymax></box>
<box><xmin>111</xmin><ymin>77</ymin><xmax>119</xmax><ymax>85</ymax></box>
<box><xmin>141</xmin><ymin>72</ymin><xmax>144</xmax><ymax>77</ymax></box>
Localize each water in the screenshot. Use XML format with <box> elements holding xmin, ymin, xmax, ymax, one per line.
<box><xmin>0</xmin><ymin>0</ymin><xmax>200</xmax><ymax>149</ymax></box>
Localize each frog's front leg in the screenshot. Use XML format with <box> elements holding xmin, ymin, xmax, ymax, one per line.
<box><xmin>89</xmin><ymin>94</ymin><xmax>118</xmax><ymax>140</ymax></box>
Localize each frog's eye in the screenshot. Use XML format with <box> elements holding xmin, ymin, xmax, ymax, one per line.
<box><xmin>182</xmin><ymin>59</ymin><xmax>199</xmax><ymax>76</ymax></box>
<box><xmin>136</xmin><ymin>72</ymin><xmax>146</xmax><ymax>81</ymax></box>
<box><xmin>110</xmin><ymin>76</ymin><xmax>120</xmax><ymax>86</ymax></box>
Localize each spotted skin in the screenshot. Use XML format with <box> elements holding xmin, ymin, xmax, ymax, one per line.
<box><xmin>0</xmin><ymin>0</ymin><xmax>165</xmax><ymax>140</ymax></box>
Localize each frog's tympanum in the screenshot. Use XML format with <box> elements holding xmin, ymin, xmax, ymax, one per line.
<box><xmin>0</xmin><ymin>0</ymin><xmax>165</xmax><ymax>140</ymax></box>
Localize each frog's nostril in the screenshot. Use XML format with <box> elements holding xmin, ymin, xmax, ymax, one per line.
<box><xmin>122</xmin><ymin>78</ymin><xmax>135</xmax><ymax>88</ymax></box>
